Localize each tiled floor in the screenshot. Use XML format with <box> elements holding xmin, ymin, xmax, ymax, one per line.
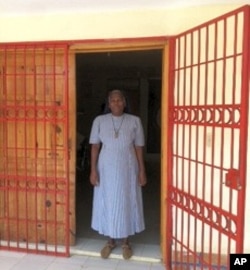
<box><xmin>72</xmin><ymin>237</ymin><xmax>162</xmax><ymax>263</ymax></box>
<box><xmin>0</xmin><ymin>249</ymin><xmax>166</xmax><ymax>270</ymax></box>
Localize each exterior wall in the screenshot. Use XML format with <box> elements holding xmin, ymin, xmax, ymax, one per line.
<box><xmin>0</xmin><ymin>3</ymin><xmax>249</xmax><ymax>253</ymax></box>
<box><xmin>0</xmin><ymin>5</ymin><xmax>245</xmax><ymax>42</ymax></box>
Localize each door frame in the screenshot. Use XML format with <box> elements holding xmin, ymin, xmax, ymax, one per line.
<box><xmin>68</xmin><ymin>37</ymin><xmax>170</xmax><ymax>262</ymax></box>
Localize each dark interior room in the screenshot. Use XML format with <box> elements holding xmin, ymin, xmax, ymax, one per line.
<box><xmin>75</xmin><ymin>50</ymin><xmax>162</xmax><ymax>249</ymax></box>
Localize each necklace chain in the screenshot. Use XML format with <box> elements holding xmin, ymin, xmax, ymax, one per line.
<box><xmin>111</xmin><ymin>114</ymin><xmax>125</xmax><ymax>138</ymax></box>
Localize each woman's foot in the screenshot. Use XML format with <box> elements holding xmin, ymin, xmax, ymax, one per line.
<box><xmin>121</xmin><ymin>239</ymin><xmax>133</xmax><ymax>260</ymax></box>
<box><xmin>122</xmin><ymin>243</ymin><xmax>133</xmax><ymax>259</ymax></box>
<box><xmin>100</xmin><ymin>240</ymin><xmax>116</xmax><ymax>259</ymax></box>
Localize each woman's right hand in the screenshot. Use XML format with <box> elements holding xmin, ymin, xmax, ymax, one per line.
<box><xmin>90</xmin><ymin>169</ymin><xmax>99</xmax><ymax>186</ymax></box>
<box><xmin>89</xmin><ymin>143</ymin><xmax>100</xmax><ymax>186</ymax></box>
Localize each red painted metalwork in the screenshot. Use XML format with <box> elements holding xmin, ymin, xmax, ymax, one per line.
<box><xmin>167</xmin><ymin>5</ymin><xmax>250</xmax><ymax>269</ymax></box>
<box><xmin>0</xmin><ymin>43</ymin><xmax>70</xmax><ymax>256</ymax></box>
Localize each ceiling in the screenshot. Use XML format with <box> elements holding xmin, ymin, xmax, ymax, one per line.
<box><xmin>0</xmin><ymin>0</ymin><xmax>248</xmax><ymax>16</ymax></box>
<box><xmin>76</xmin><ymin>50</ymin><xmax>162</xmax><ymax>79</ymax></box>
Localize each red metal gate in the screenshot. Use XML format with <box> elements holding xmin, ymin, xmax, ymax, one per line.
<box><xmin>0</xmin><ymin>43</ymin><xmax>70</xmax><ymax>256</ymax></box>
<box><xmin>167</xmin><ymin>5</ymin><xmax>250</xmax><ymax>269</ymax></box>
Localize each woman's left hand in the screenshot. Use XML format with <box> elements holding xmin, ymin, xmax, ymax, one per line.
<box><xmin>138</xmin><ymin>170</ymin><xmax>147</xmax><ymax>186</ymax></box>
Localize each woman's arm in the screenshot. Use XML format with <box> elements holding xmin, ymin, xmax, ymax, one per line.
<box><xmin>135</xmin><ymin>146</ymin><xmax>147</xmax><ymax>186</ymax></box>
<box><xmin>89</xmin><ymin>143</ymin><xmax>101</xmax><ymax>186</ymax></box>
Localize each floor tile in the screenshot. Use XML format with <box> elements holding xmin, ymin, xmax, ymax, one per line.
<box><xmin>11</xmin><ymin>262</ymin><xmax>49</xmax><ymax>270</ymax></box>
<box><xmin>47</xmin><ymin>262</ymin><xmax>82</xmax><ymax>270</ymax></box>
<box><xmin>53</xmin><ymin>254</ymin><xmax>88</xmax><ymax>265</ymax></box>
<box><xmin>82</xmin><ymin>256</ymin><xmax>119</xmax><ymax>269</ymax></box>
<box><xmin>0</xmin><ymin>251</ymin><xmax>26</xmax><ymax>258</ymax></box>
<box><xmin>117</xmin><ymin>259</ymin><xmax>152</xmax><ymax>270</ymax></box>
<box><xmin>10</xmin><ymin>254</ymin><xmax>55</xmax><ymax>270</ymax></box>
<box><xmin>0</xmin><ymin>257</ymin><xmax>20</xmax><ymax>270</ymax></box>
<box><xmin>151</xmin><ymin>262</ymin><xmax>166</xmax><ymax>270</ymax></box>
<box><xmin>141</xmin><ymin>244</ymin><xmax>162</xmax><ymax>259</ymax></box>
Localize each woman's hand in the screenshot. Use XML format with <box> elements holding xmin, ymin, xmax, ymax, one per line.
<box><xmin>90</xmin><ymin>169</ymin><xmax>99</xmax><ymax>186</ymax></box>
<box><xmin>89</xmin><ymin>143</ymin><xmax>101</xmax><ymax>186</ymax></box>
<box><xmin>134</xmin><ymin>146</ymin><xmax>147</xmax><ymax>187</ymax></box>
<box><xmin>138</xmin><ymin>170</ymin><xmax>147</xmax><ymax>186</ymax></box>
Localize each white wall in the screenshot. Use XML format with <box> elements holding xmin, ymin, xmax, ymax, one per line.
<box><xmin>0</xmin><ymin>5</ymin><xmax>245</xmax><ymax>42</ymax></box>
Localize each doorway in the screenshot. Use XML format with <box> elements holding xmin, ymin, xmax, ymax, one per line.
<box><xmin>74</xmin><ymin>49</ymin><xmax>162</xmax><ymax>258</ymax></box>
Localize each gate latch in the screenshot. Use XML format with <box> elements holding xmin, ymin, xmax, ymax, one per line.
<box><xmin>225</xmin><ymin>169</ymin><xmax>241</xmax><ymax>190</ymax></box>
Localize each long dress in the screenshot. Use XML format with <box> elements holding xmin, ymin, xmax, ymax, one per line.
<box><xmin>89</xmin><ymin>113</ymin><xmax>145</xmax><ymax>239</ymax></box>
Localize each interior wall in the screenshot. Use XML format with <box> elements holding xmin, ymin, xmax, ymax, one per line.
<box><xmin>0</xmin><ymin>5</ymin><xmax>244</xmax><ymax>42</ymax></box>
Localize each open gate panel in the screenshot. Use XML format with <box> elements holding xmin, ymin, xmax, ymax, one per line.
<box><xmin>168</xmin><ymin>6</ymin><xmax>249</xmax><ymax>269</ymax></box>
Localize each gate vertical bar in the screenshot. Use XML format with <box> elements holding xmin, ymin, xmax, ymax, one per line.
<box><xmin>64</xmin><ymin>44</ymin><xmax>70</xmax><ymax>256</ymax></box>
<box><xmin>167</xmin><ymin>37</ymin><xmax>175</xmax><ymax>270</ymax></box>
<box><xmin>52</xmin><ymin>45</ymin><xmax>57</xmax><ymax>252</ymax></box>
<box><xmin>237</xmin><ymin>5</ymin><xmax>250</xmax><ymax>253</ymax></box>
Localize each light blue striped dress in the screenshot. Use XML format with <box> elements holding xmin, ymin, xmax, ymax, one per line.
<box><xmin>89</xmin><ymin>113</ymin><xmax>145</xmax><ymax>239</ymax></box>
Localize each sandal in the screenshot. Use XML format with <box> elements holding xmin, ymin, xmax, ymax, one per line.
<box><xmin>122</xmin><ymin>243</ymin><xmax>133</xmax><ymax>260</ymax></box>
<box><xmin>100</xmin><ymin>242</ymin><xmax>116</xmax><ymax>259</ymax></box>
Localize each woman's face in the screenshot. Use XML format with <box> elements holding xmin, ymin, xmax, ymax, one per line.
<box><xmin>108</xmin><ymin>92</ymin><xmax>126</xmax><ymax>116</ymax></box>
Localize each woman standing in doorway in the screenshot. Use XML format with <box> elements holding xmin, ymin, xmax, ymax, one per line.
<box><xmin>89</xmin><ymin>89</ymin><xmax>147</xmax><ymax>259</ymax></box>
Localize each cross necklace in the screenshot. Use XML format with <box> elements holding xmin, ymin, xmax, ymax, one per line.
<box><xmin>111</xmin><ymin>114</ymin><xmax>125</xmax><ymax>138</ymax></box>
